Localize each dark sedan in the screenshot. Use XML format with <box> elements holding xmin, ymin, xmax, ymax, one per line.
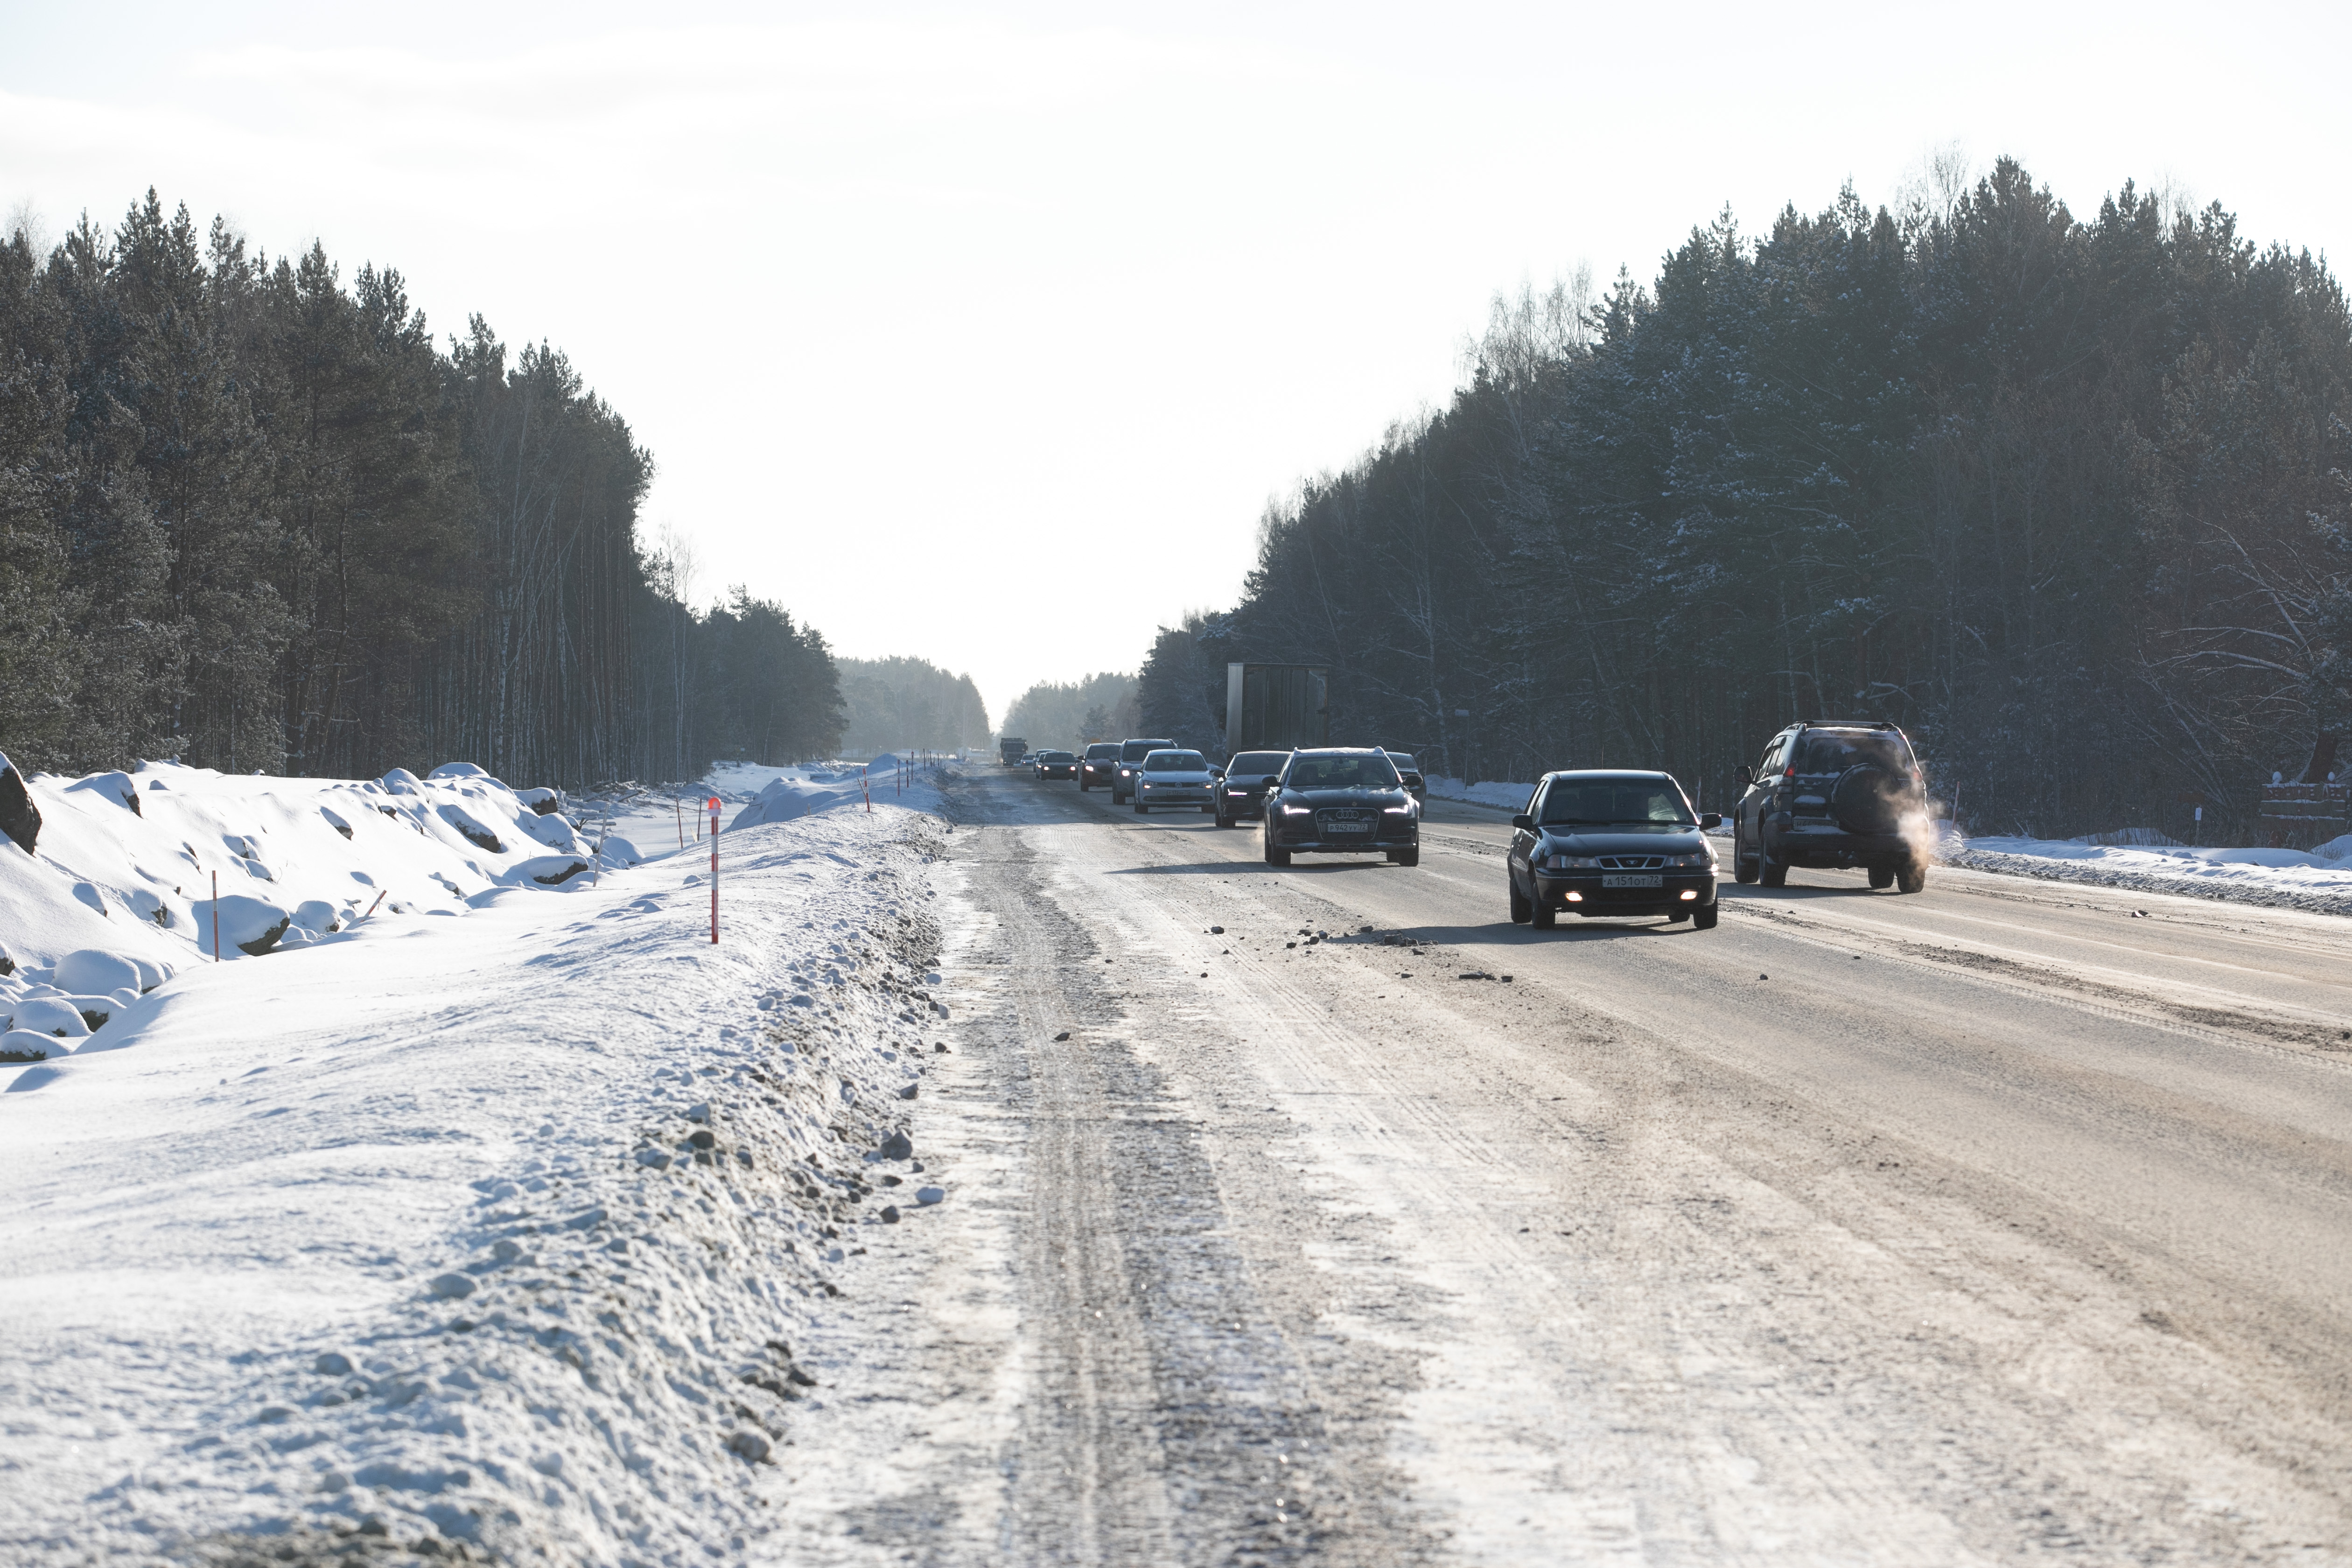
<box><xmin>1506</xmin><ymin>770</ymin><xmax>1720</xmax><ymax>929</ymax></box>
<box><xmin>1078</xmin><ymin>742</ymin><xmax>1119</xmax><ymax>791</ymax></box>
<box><xmin>1033</xmin><ymin>749</ymin><xmax>1078</xmax><ymax>780</ymax></box>
<box><xmin>1212</xmin><ymin>749</ymin><xmax>1293</xmax><ymax>827</ymax></box>
<box><xmin>1260</xmin><ymin>748</ymin><xmax>1420</xmax><ymax>867</ymax></box>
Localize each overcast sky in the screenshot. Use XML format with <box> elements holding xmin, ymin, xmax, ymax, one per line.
<box><xmin>4</xmin><ymin>1</ymin><xmax>2345</xmax><ymax>725</ymax></box>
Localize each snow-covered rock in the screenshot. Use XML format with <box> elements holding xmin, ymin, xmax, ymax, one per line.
<box><xmin>0</xmin><ymin>749</ymin><xmax>40</xmax><ymax>854</ymax></box>
<box><xmin>53</xmin><ymin>949</ymin><xmax>140</xmax><ymax>996</ymax></box>
<box><xmin>290</xmin><ymin>899</ymin><xmax>343</xmax><ymax>934</ymax></box>
<box><xmin>192</xmin><ymin>894</ymin><xmax>292</xmax><ymax>957</ymax></box>
<box><xmin>8</xmin><ymin>996</ymin><xmax>90</xmax><ymax>1038</ymax></box>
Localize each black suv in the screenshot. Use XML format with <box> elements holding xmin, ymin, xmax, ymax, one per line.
<box><xmin>1109</xmin><ymin>738</ymin><xmax>1175</xmax><ymax>805</ymax></box>
<box><xmin>1507</xmin><ymin>771</ymin><xmax>1720</xmax><ymax>929</ymax></box>
<box><xmin>1213</xmin><ymin>749</ymin><xmax>1292</xmax><ymax>827</ymax></box>
<box><xmin>1259</xmin><ymin>748</ymin><xmax>1420</xmax><ymax>867</ymax></box>
<box><xmin>1732</xmin><ymin>721</ymin><xmax>1928</xmax><ymax>891</ymax></box>
<box><xmin>1078</xmin><ymin>742</ymin><xmax>1119</xmax><ymax>791</ymax></box>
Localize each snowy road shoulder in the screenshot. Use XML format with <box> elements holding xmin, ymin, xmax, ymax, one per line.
<box><xmin>0</xmin><ymin>791</ymin><xmax>960</xmax><ymax>1567</ymax></box>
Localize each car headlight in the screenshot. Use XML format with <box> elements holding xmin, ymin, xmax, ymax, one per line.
<box><xmin>1665</xmin><ymin>851</ymin><xmax>1715</xmax><ymax>868</ymax></box>
<box><xmin>1382</xmin><ymin>805</ymin><xmax>1413</xmax><ymax>816</ymax></box>
<box><xmin>1279</xmin><ymin>803</ymin><xmax>1313</xmax><ymax>816</ymax></box>
<box><xmin>1541</xmin><ymin>853</ymin><xmax>1603</xmax><ymax>870</ymax></box>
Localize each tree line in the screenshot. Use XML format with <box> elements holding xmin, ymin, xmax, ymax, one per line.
<box><xmin>0</xmin><ymin>191</ymin><xmax>843</xmax><ymax>788</ymax></box>
<box><xmin>1001</xmin><ymin>672</ymin><xmax>1140</xmax><ymax>752</ymax></box>
<box><xmin>1139</xmin><ymin>160</ymin><xmax>2352</xmax><ymax>839</ymax></box>
<box><xmin>837</xmin><ymin>656</ymin><xmax>991</xmax><ymax>755</ymax></box>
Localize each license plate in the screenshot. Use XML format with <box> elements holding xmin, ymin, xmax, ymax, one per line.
<box><xmin>1602</xmin><ymin>873</ymin><xmax>1662</xmax><ymax>888</ymax></box>
<box><xmin>1325</xmin><ymin>820</ymin><xmax>1370</xmax><ymax>834</ymax></box>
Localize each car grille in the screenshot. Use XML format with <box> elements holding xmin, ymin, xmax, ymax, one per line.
<box><xmin>1597</xmin><ymin>854</ymin><xmax>1666</xmax><ymax>870</ymax></box>
<box><xmin>1315</xmin><ymin>807</ymin><xmax>1373</xmax><ymax>835</ymax></box>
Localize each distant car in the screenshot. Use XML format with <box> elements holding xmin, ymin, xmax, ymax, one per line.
<box><xmin>1731</xmin><ymin>721</ymin><xmax>1928</xmax><ymax>891</ymax></box>
<box><xmin>1078</xmin><ymin>742</ymin><xmax>1120</xmax><ymax>791</ymax></box>
<box><xmin>1385</xmin><ymin>751</ymin><xmax>1427</xmax><ymax>803</ymax></box>
<box><xmin>1033</xmin><ymin>749</ymin><xmax>1078</xmax><ymax>780</ymax></box>
<box><xmin>1110</xmin><ymin>737</ymin><xmax>1176</xmax><ymax>805</ymax></box>
<box><xmin>1506</xmin><ymin>770</ymin><xmax>1719</xmax><ymax>930</ymax></box>
<box><xmin>1134</xmin><ymin>749</ymin><xmax>1215</xmax><ymax>814</ymax></box>
<box><xmin>1260</xmin><ymin>748</ymin><xmax>1419</xmax><ymax>867</ymax></box>
<box><xmin>1213</xmin><ymin>749</ymin><xmax>1292</xmax><ymax>827</ymax></box>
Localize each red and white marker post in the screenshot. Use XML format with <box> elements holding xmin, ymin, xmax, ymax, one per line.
<box><xmin>862</xmin><ymin>766</ymin><xmax>871</xmax><ymax>813</ymax></box>
<box><xmin>212</xmin><ymin>870</ymin><xmax>221</xmax><ymax>961</ymax></box>
<box><xmin>708</xmin><ymin>795</ymin><xmax>721</xmax><ymax>944</ymax></box>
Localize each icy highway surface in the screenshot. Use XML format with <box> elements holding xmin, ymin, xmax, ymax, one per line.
<box><xmin>765</xmin><ymin>766</ymin><xmax>2352</xmax><ymax>1566</ymax></box>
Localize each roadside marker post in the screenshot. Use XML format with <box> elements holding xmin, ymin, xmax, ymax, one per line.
<box><xmin>211</xmin><ymin>871</ymin><xmax>220</xmax><ymax>962</ymax></box>
<box><xmin>709</xmin><ymin>796</ymin><xmax>721</xmax><ymax>944</ymax></box>
<box><xmin>863</xmin><ymin>766</ymin><xmax>871</xmax><ymax>813</ymax></box>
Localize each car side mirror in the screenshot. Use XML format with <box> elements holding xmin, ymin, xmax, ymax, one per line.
<box><xmin>1736</xmin><ymin>765</ymin><xmax>1754</xmax><ymax>785</ymax></box>
<box><xmin>1700</xmin><ymin>812</ymin><xmax>1722</xmax><ymax>829</ymax></box>
<box><xmin>1262</xmin><ymin>775</ymin><xmax>1281</xmax><ymax>788</ymax></box>
<box><xmin>1511</xmin><ymin>813</ymin><xmax>1534</xmax><ymax>831</ymax></box>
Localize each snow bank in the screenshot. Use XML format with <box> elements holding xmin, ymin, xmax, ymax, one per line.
<box><xmin>1422</xmin><ymin>775</ymin><xmax>1534</xmax><ymax>812</ymax></box>
<box><xmin>727</xmin><ymin>754</ymin><xmax>944</xmax><ymax>832</ymax></box>
<box><xmin>1942</xmin><ymin>829</ymin><xmax>2352</xmax><ymax>915</ymax></box>
<box><xmin>0</xmin><ymin>793</ymin><xmax>960</xmax><ymax>1566</ymax></box>
<box><xmin>0</xmin><ymin>760</ymin><xmax>643</xmax><ymax>1054</ymax></box>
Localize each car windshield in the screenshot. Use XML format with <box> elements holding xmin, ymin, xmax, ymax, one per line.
<box><xmin>1230</xmin><ymin>752</ymin><xmax>1289</xmax><ymax>776</ymax></box>
<box><xmin>1085</xmin><ymin>744</ymin><xmax>1118</xmax><ymax>759</ymax></box>
<box><xmin>1145</xmin><ymin>751</ymin><xmax>1205</xmax><ymax>771</ymax></box>
<box><xmin>1539</xmin><ymin>779</ymin><xmax>1695</xmax><ymax>826</ymax></box>
<box><xmin>1793</xmin><ymin>730</ymin><xmax>1912</xmax><ymax>773</ymax></box>
<box><xmin>1039</xmin><ymin>751</ymin><xmax>1074</xmax><ymax>763</ymax></box>
<box><xmin>1284</xmin><ymin>755</ymin><xmax>1401</xmax><ymax>790</ymax></box>
<box><xmin>1121</xmin><ymin>739</ymin><xmax>1173</xmax><ymax>762</ymax></box>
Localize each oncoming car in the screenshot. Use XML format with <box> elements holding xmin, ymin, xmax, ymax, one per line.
<box><xmin>1134</xmin><ymin>749</ymin><xmax>1215</xmax><ymax>813</ymax></box>
<box><xmin>1506</xmin><ymin>770</ymin><xmax>1720</xmax><ymax>930</ymax></box>
<box><xmin>1109</xmin><ymin>737</ymin><xmax>1175</xmax><ymax>805</ymax></box>
<box><xmin>1032</xmin><ymin>749</ymin><xmax>1078</xmax><ymax>780</ymax></box>
<box><xmin>1213</xmin><ymin>749</ymin><xmax>1291</xmax><ymax>827</ymax></box>
<box><xmin>1260</xmin><ymin>748</ymin><xmax>1419</xmax><ymax>867</ymax></box>
<box><xmin>1078</xmin><ymin>742</ymin><xmax>1119</xmax><ymax>791</ymax></box>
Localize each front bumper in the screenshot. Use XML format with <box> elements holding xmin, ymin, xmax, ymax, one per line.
<box><xmin>1040</xmin><ymin>765</ymin><xmax>1075</xmax><ymax>778</ymax></box>
<box><xmin>1533</xmin><ymin>869</ymin><xmax>1717</xmax><ymax>915</ymax></box>
<box><xmin>1138</xmin><ymin>784</ymin><xmax>1211</xmax><ymax>805</ymax></box>
<box><xmin>1268</xmin><ymin>814</ymin><xmax>1418</xmax><ymax>852</ymax></box>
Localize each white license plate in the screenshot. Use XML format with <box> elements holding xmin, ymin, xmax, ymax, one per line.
<box><xmin>1602</xmin><ymin>873</ymin><xmax>1662</xmax><ymax>888</ymax></box>
<box><xmin>1325</xmin><ymin>820</ymin><xmax>1371</xmax><ymax>834</ymax></box>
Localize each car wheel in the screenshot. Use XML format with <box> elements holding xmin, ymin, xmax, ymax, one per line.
<box><xmin>1733</xmin><ymin>824</ymin><xmax>1760</xmax><ymax>885</ymax></box>
<box><xmin>1508</xmin><ymin>871</ymin><xmax>1531</xmax><ymax>924</ymax></box>
<box><xmin>1264</xmin><ymin>836</ymin><xmax>1290</xmax><ymax>867</ymax></box>
<box><xmin>1896</xmin><ymin>860</ymin><xmax>1927</xmax><ymax>895</ymax></box>
<box><xmin>1759</xmin><ymin>852</ymin><xmax>1787</xmax><ymax>888</ymax></box>
<box><xmin>1693</xmin><ymin>904</ymin><xmax>1720</xmax><ymax>930</ymax></box>
<box><xmin>1388</xmin><ymin>846</ymin><xmax>1419</xmax><ymax>867</ymax></box>
<box><xmin>1530</xmin><ymin>902</ymin><xmax>1557</xmax><ymax>929</ymax></box>
<box><xmin>1869</xmin><ymin>864</ymin><xmax>1895</xmax><ymax>889</ymax></box>
<box><xmin>1135</xmin><ymin>801</ymin><xmax>1148</xmax><ymax>814</ymax></box>
<box><xmin>1080</xmin><ymin>780</ymin><xmax>1090</xmax><ymax>791</ymax></box>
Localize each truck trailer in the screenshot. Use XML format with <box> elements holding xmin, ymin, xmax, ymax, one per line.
<box><xmin>1225</xmin><ymin>664</ymin><xmax>1330</xmax><ymax>754</ymax></box>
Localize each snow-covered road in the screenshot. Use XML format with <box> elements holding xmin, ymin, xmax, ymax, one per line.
<box><xmin>761</xmin><ymin>767</ymin><xmax>2352</xmax><ymax>1565</ymax></box>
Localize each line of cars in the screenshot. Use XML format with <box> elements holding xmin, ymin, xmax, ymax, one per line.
<box><xmin>1008</xmin><ymin>718</ymin><xmax>1931</xmax><ymax>933</ymax></box>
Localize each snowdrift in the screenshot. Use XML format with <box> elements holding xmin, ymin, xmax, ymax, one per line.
<box><xmin>0</xmin><ymin>777</ymin><xmax>958</xmax><ymax>1565</ymax></box>
<box><xmin>726</xmin><ymin>753</ymin><xmax>939</xmax><ymax>830</ymax></box>
<box><xmin>0</xmin><ymin>758</ymin><xmax>637</xmax><ymax>1057</ymax></box>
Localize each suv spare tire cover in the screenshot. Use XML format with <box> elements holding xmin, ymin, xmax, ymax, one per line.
<box><xmin>1830</xmin><ymin>764</ymin><xmax>1906</xmax><ymax>834</ymax></box>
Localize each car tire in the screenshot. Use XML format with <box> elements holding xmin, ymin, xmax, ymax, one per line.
<box><xmin>1760</xmin><ymin>852</ymin><xmax>1787</xmax><ymax>888</ymax></box>
<box><xmin>1509</xmin><ymin>869</ymin><xmax>1531</xmax><ymax>924</ymax></box>
<box><xmin>1733</xmin><ymin>824</ymin><xmax>1760</xmax><ymax>885</ymax></box>
<box><xmin>1135</xmin><ymin>801</ymin><xmax>1148</xmax><ymax>814</ymax></box>
<box><xmin>1080</xmin><ymin>780</ymin><xmax>1091</xmax><ymax>792</ymax></box>
<box><xmin>1693</xmin><ymin>903</ymin><xmax>1720</xmax><ymax>930</ymax></box>
<box><xmin>1530</xmin><ymin>902</ymin><xmax>1557</xmax><ymax>929</ymax></box>
<box><xmin>1265</xmin><ymin>837</ymin><xmax>1290</xmax><ymax>867</ymax></box>
<box><xmin>1896</xmin><ymin>861</ymin><xmax>1927</xmax><ymax>895</ymax></box>
<box><xmin>1388</xmin><ymin>846</ymin><xmax>1419</xmax><ymax>868</ymax></box>
<box><xmin>1869</xmin><ymin>864</ymin><xmax>1895</xmax><ymax>889</ymax></box>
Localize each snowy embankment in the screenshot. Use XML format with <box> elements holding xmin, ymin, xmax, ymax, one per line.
<box><xmin>1943</xmin><ymin>830</ymin><xmax>2352</xmax><ymax>916</ymax></box>
<box><xmin>1421</xmin><ymin>775</ymin><xmax>1532</xmax><ymax>812</ymax></box>
<box><xmin>0</xmin><ymin>754</ymin><xmax>957</xmax><ymax>1565</ymax></box>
